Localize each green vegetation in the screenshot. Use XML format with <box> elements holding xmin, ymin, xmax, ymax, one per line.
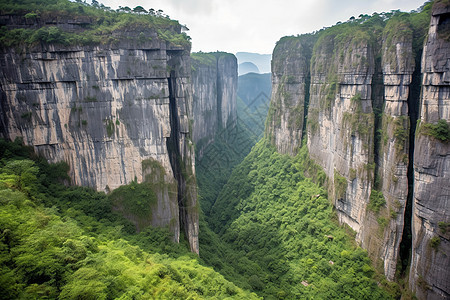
<box><xmin>382</xmin><ymin>17</ymin><xmax>413</xmax><ymax>70</ymax></box>
<box><xmin>393</xmin><ymin>116</ymin><xmax>409</xmax><ymax>151</ymax></box>
<box><xmin>429</xmin><ymin>236</ymin><xmax>441</xmax><ymax>250</ymax></box>
<box><xmin>0</xmin><ymin>138</ymin><xmax>258</xmax><ymax>299</ymax></box>
<box><xmin>84</xmin><ymin>96</ymin><xmax>97</xmax><ymax>102</ymax></box>
<box><xmin>109</xmin><ymin>180</ymin><xmax>157</xmax><ymax>218</ymax></box>
<box><xmin>306</xmin><ymin>108</ymin><xmax>319</xmax><ymax>134</ymax></box>
<box><xmin>350</xmin><ymin>92</ymin><xmax>362</xmax><ymax>102</ymax></box>
<box><xmin>196</xmin><ymin>122</ymin><xmax>257</xmax><ymax>214</ymax></box>
<box><xmin>0</xmin><ymin>0</ymin><xmax>190</xmax><ymax>48</ymax></box>
<box><xmin>334</xmin><ymin>170</ymin><xmax>348</xmax><ymax>199</ymax></box>
<box><xmin>377</xmin><ymin>217</ymin><xmax>388</xmax><ymax>231</ymax></box>
<box><xmin>191</xmin><ymin>51</ymin><xmax>238</xmax><ymax>72</ymax></box>
<box><xmin>190</xmin><ymin>52</ymin><xmax>216</xmax><ymax>69</ymax></box>
<box><xmin>105</xmin><ymin>119</ymin><xmax>115</xmax><ymax>137</ymax></box>
<box><xmin>419</xmin><ymin>119</ymin><xmax>450</xmax><ymax>142</ymax></box>
<box><xmin>202</xmin><ymin>139</ymin><xmax>393</xmax><ymax>299</ymax></box>
<box><xmin>343</xmin><ymin>110</ymin><xmax>374</xmax><ymax>138</ymax></box>
<box><xmin>20</xmin><ymin>111</ymin><xmax>32</xmax><ymax>120</ymax></box>
<box><xmin>368</xmin><ymin>190</ymin><xmax>386</xmax><ymax>213</ymax></box>
<box><xmin>438</xmin><ymin>221</ymin><xmax>450</xmax><ymax>234</ymax></box>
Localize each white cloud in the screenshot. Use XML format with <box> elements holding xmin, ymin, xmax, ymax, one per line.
<box><xmin>98</xmin><ymin>0</ymin><xmax>428</xmax><ymax>54</ymax></box>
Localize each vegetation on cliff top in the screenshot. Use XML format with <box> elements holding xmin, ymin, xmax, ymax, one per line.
<box><xmin>0</xmin><ymin>0</ymin><xmax>190</xmax><ymax>48</ymax></box>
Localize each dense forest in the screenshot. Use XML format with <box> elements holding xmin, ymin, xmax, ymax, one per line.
<box><xmin>0</xmin><ymin>134</ymin><xmax>400</xmax><ymax>299</ymax></box>
<box><xmin>0</xmin><ymin>138</ymin><xmax>258</xmax><ymax>299</ymax></box>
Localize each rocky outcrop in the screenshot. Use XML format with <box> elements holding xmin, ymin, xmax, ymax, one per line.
<box><xmin>191</xmin><ymin>52</ymin><xmax>237</xmax><ymax>156</ymax></box>
<box><xmin>410</xmin><ymin>2</ymin><xmax>450</xmax><ymax>298</ymax></box>
<box><xmin>266</xmin><ymin>36</ymin><xmax>314</xmax><ymax>155</ymax></box>
<box><xmin>266</xmin><ymin>1</ymin><xmax>449</xmax><ymax>296</ymax></box>
<box><xmin>0</xmin><ymin>17</ymin><xmax>199</xmax><ymax>254</ymax></box>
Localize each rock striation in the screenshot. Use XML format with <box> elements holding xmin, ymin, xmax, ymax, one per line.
<box><xmin>266</xmin><ymin>1</ymin><xmax>449</xmax><ymax>297</ymax></box>
<box><xmin>266</xmin><ymin>36</ymin><xmax>314</xmax><ymax>156</ymax></box>
<box><xmin>410</xmin><ymin>2</ymin><xmax>450</xmax><ymax>299</ymax></box>
<box><xmin>190</xmin><ymin>52</ymin><xmax>237</xmax><ymax>157</ymax></box>
<box><xmin>0</xmin><ymin>15</ymin><xmax>199</xmax><ymax>254</ymax></box>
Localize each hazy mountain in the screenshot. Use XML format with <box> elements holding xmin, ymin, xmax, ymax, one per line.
<box><xmin>238</xmin><ymin>61</ymin><xmax>259</xmax><ymax>76</ymax></box>
<box><xmin>236</xmin><ymin>52</ymin><xmax>271</xmax><ymax>74</ymax></box>
<box><xmin>237</xmin><ymin>72</ymin><xmax>272</xmax><ymax>138</ymax></box>
<box><xmin>238</xmin><ymin>72</ymin><xmax>271</xmax><ymax>107</ymax></box>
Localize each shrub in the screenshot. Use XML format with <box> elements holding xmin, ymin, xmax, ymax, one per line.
<box><xmin>105</xmin><ymin>119</ymin><xmax>114</xmax><ymax>137</ymax></box>
<box><xmin>429</xmin><ymin>236</ymin><xmax>440</xmax><ymax>250</ymax></box>
<box><xmin>438</xmin><ymin>222</ymin><xmax>450</xmax><ymax>234</ymax></box>
<box><xmin>368</xmin><ymin>190</ymin><xmax>386</xmax><ymax>213</ymax></box>
<box><xmin>421</xmin><ymin>119</ymin><xmax>450</xmax><ymax>142</ymax></box>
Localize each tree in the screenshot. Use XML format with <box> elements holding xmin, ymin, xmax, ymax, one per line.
<box><xmin>118</xmin><ymin>6</ymin><xmax>131</xmax><ymax>13</ymax></box>
<box><xmin>133</xmin><ymin>6</ymin><xmax>147</xmax><ymax>14</ymax></box>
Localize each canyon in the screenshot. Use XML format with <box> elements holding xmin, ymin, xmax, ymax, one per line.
<box><xmin>0</xmin><ymin>0</ymin><xmax>448</xmax><ymax>299</ymax></box>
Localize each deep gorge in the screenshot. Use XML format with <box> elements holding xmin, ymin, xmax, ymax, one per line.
<box><xmin>0</xmin><ymin>0</ymin><xmax>449</xmax><ymax>299</ymax></box>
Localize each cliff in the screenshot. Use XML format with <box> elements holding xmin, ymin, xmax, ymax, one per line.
<box><xmin>0</xmin><ymin>7</ymin><xmax>199</xmax><ymax>254</ymax></box>
<box><xmin>191</xmin><ymin>52</ymin><xmax>237</xmax><ymax>157</ymax></box>
<box><xmin>410</xmin><ymin>2</ymin><xmax>450</xmax><ymax>298</ymax></box>
<box><xmin>266</xmin><ymin>36</ymin><xmax>314</xmax><ymax>155</ymax></box>
<box><xmin>266</xmin><ymin>1</ymin><xmax>449</xmax><ymax>297</ymax></box>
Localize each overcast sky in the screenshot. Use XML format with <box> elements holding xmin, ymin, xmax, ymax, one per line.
<box><xmin>99</xmin><ymin>0</ymin><xmax>428</xmax><ymax>54</ymax></box>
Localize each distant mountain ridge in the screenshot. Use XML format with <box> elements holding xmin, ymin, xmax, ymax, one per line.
<box><xmin>238</xmin><ymin>62</ymin><xmax>259</xmax><ymax>76</ymax></box>
<box><xmin>236</xmin><ymin>52</ymin><xmax>271</xmax><ymax>74</ymax></box>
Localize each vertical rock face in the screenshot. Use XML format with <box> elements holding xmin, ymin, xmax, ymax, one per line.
<box><xmin>191</xmin><ymin>54</ymin><xmax>219</xmax><ymax>149</ymax></box>
<box><xmin>266</xmin><ymin>2</ymin><xmax>450</xmax><ymax>295</ymax></box>
<box><xmin>306</xmin><ymin>29</ymin><xmax>376</xmax><ymax>240</ymax></box>
<box><xmin>191</xmin><ymin>52</ymin><xmax>237</xmax><ymax>156</ymax></box>
<box><xmin>0</xmin><ymin>21</ymin><xmax>199</xmax><ymax>254</ymax></box>
<box><xmin>410</xmin><ymin>2</ymin><xmax>450</xmax><ymax>298</ymax></box>
<box><xmin>217</xmin><ymin>54</ymin><xmax>238</xmax><ymax>129</ymax></box>
<box><xmin>266</xmin><ymin>36</ymin><xmax>314</xmax><ymax>155</ymax></box>
<box><xmin>368</xmin><ymin>18</ymin><xmax>416</xmax><ymax>281</ymax></box>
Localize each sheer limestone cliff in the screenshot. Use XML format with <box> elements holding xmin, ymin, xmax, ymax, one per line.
<box><xmin>266</xmin><ymin>36</ymin><xmax>314</xmax><ymax>155</ymax></box>
<box><xmin>365</xmin><ymin>16</ymin><xmax>416</xmax><ymax>281</ymax></box>
<box><xmin>307</xmin><ymin>28</ymin><xmax>376</xmax><ymax>245</ymax></box>
<box><xmin>0</xmin><ymin>14</ymin><xmax>199</xmax><ymax>254</ymax></box>
<box><xmin>266</xmin><ymin>1</ymin><xmax>449</xmax><ymax>297</ymax></box>
<box><xmin>191</xmin><ymin>52</ymin><xmax>237</xmax><ymax>157</ymax></box>
<box><xmin>410</xmin><ymin>2</ymin><xmax>450</xmax><ymax>298</ymax></box>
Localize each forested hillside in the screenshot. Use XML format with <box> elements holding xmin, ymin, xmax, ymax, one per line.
<box><xmin>0</xmin><ymin>136</ymin><xmax>396</xmax><ymax>299</ymax></box>
<box><xmin>0</xmin><ymin>139</ymin><xmax>258</xmax><ymax>299</ymax></box>
<box><xmin>197</xmin><ymin>139</ymin><xmax>399</xmax><ymax>299</ymax></box>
